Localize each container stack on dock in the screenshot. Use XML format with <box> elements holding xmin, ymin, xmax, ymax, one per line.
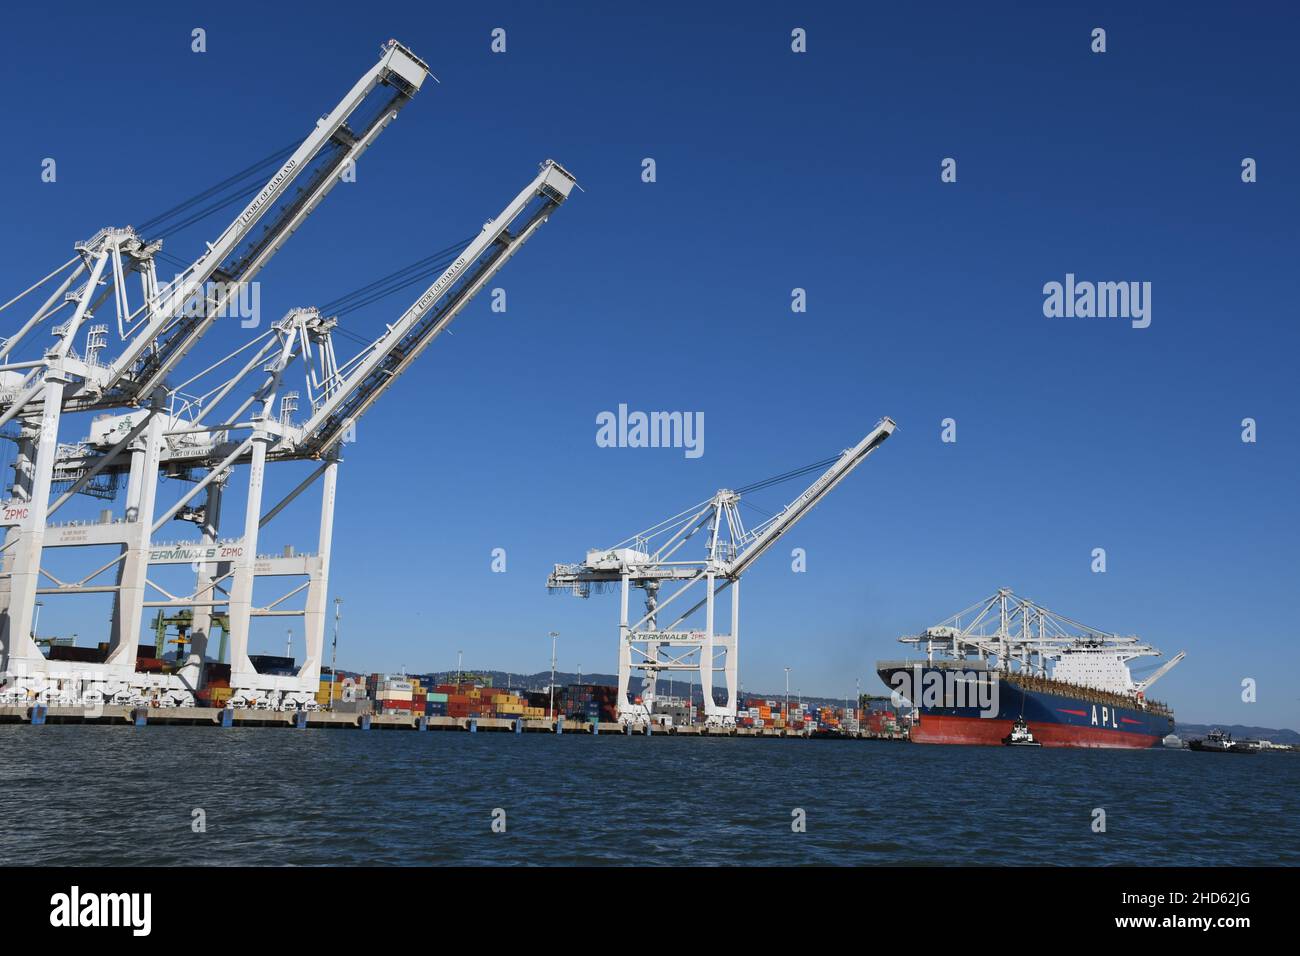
<box><xmin>863</xmin><ymin>709</ymin><xmax>902</xmax><ymax>736</ymax></box>
<box><xmin>356</xmin><ymin>676</ymin><xmax>550</xmax><ymax>721</ymax></box>
<box><xmin>739</xmin><ymin>698</ymin><xmax>787</xmax><ymax>730</ymax></box>
<box><xmin>367</xmin><ymin>676</ymin><xmax>415</xmax><ymax>714</ymax></box>
<box><xmin>737</xmin><ymin>698</ymin><xmax>845</xmax><ymax>732</ymax></box>
<box><xmin>434</xmin><ymin>683</ymin><xmax>545</xmax><ymax>720</ymax></box>
<box><xmin>522</xmin><ymin>684</ymin><xmax>618</xmax><ymax>723</ymax></box>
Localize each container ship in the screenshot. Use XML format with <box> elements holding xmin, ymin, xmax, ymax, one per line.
<box><xmin>877</xmin><ymin>589</ymin><xmax>1183</xmax><ymax>749</ymax></box>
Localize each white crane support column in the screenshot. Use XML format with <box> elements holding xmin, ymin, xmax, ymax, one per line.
<box><xmin>226</xmin><ymin>435</ymin><xmax>271</xmax><ymax>683</ymax></box>
<box><xmin>187</xmin><ymin>481</ymin><xmax>226</xmax><ymax>665</ymax></box>
<box><xmin>0</xmin><ymin>373</ymin><xmax>68</xmax><ymax>672</ymax></box>
<box><xmin>702</xmin><ymin>571</ymin><xmax>717</xmax><ymax>721</ymax></box>
<box><xmin>618</xmin><ymin>573</ymin><xmax>632</xmax><ymax>717</ymax></box>
<box><xmin>297</xmin><ymin>457</ymin><xmax>338</xmax><ymax>689</ymax></box>
<box><xmin>726</xmin><ymin>578</ymin><xmax>740</xmax><ymax>712</ymax></box>
<box><xmin>104</xmin><ymin>408</ymin><xmax>165</xmax><ymax>670</ymax></box>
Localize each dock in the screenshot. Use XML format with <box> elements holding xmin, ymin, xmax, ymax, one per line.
<box><xmin>0</xmin><ymin>704</ymin><xmax>909</xmax><ymax>740</ymax></box>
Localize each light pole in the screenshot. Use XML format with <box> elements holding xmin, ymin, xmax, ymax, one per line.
<box><xmin>548</xmin><ymin>631</ymin><xmax>559</xmax><ymax>720</ymax></box>
<box><xmin>784</xmin><ymin>666</ymin><xmax>791</xmax><ymax>722</ymax></box>
<box><xmin>456</xmin><ymin>649</ymin><xmax>463</xmax><ymax>686</ymax></box>
<box><xmin>329</xmin><ymin>597</ymin><xmax>342</xmax><ymax>711</ymax></box>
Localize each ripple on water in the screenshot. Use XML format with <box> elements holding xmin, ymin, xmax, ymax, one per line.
<box><xmin>1</xmin><ymin>728</ymin><xmax>1296</xmax><ymax>866</ymax></box>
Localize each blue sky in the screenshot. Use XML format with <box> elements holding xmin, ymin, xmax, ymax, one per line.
<box><xmin>2</xmin><ymin>1</ymin><xmax>1297</xmax><ymax>727</ymax></box>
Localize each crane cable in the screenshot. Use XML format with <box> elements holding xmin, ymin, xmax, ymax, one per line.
<box><xmin>137</xmin><ymin>141</ymin><xmax>300</xmax><ymax>237</ymax></box>
<box><xmin>319</xmin><ymin>239</ymin><xmax>473</xmax><ymax>317</ymax></box>
<box><xmin>735</xmin><ymin>454</ymin><xmax>842</xmax><ymax>496</ymax></box>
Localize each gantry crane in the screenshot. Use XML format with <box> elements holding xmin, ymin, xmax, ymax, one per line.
<box><xmin>11</xmin><ymin>160</ymin><xmax>576</xmax><ymax>708</ymax></box>
<box><xmin>0</xmin><ymin>41</ymin><xmax>431</xmax><ymax>700</ymax></box>
<box><xmin>548</xmin><ymin>418</ymin><xmax>896</xmax><ymax>724</ymax></box>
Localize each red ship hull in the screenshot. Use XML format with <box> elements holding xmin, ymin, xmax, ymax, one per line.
<box><xmin>911</xmin><ymin>714</ymin><xmax>1160</xmax><ymax>749</ymax></box>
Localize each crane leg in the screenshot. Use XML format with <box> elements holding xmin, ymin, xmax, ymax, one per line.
<box><xmin>296</xmin><ymin>459</ymin><xmax>337</xmax><ymax>693</ymax></box>
<box><xmin>188</xmin><ymin>482</ymin><xmax>226</xmax><ymax>672</ymax></box>
<box><xmin>226</xmin><ymin>436</ymin><xmax>270</xmax><ymax>697</ymax></box>
<box><xmin>701</xmin><ymin>571</ymin><xmax>717</xmax><ymax>723</ymax></box>
<box><xmin>617</xmin><ymin>573</ymin><xmax>633</xmax><ymax>721</ymax></box>
<box><xmin>104</xmin><ymin>410</ymin><xmax>164</xmax><ymax>678</ymax></box>
<box><xmin>724</xmin><ymin>578</ymin><xmax>740</xmax><ymax>719</ymax></box>
<box><xmin>0</xmin><ymin>378</ymin><xmax>67</xmax><ymax>676</ymax></box>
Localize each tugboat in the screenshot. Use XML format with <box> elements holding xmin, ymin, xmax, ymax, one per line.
<box><xmin>1188</xmin><ymin>729</ymin><xmax>1258</xmax><ymax>754</ymax></box>
<box><xmin>1002</xmin><ymin>717</ymin><xmax>1041</xmax><ymax>747</ymax></box>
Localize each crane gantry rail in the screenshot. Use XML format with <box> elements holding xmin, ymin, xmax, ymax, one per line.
<box><xmin>548</xmin><ymin>418</ymin><xmax>896</xmax><ymax>724</ymax></box>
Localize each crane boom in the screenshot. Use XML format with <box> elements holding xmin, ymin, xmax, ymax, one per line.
<box><xmin>725</xmin><ymin>417</ymin><xmax>895</xmax><ymax>577</ymax></box>
<box><xmin>100</xmin><ymin>40</ymin><xmax>430</xmax><ymax>408</ymax></box>
<box><xmin>39</xmin><ymin>161</ymin><xmax>576</xmax><ymax>480</ymax></box>
<box><xmin>289</xmin><ymin>160</ymin><xmax>576</xmax><ymax>458</ymax></box>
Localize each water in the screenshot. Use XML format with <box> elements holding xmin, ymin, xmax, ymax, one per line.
<box><xmin>2</xmin><ymin>727</ymin><xmax>1296</xmax><ymax>866</ymax></box>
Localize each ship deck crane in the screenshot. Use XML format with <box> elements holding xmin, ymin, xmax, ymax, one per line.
<box><xmin>0</xmin><ymin>41</ymin><xmax>431</xmax><ymax>695</ymax></box>
<box><xmin>548</xmin><ymin>417</ymin><xmax>896</xmax><ymax>724</ymax></box>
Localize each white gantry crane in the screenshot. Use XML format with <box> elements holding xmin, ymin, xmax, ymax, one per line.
<box><xmin>10</xmin><ymin>160</ymin><xmax>576</xmax><ymax>708</ymax></box>
<box><xmin>0</xmin><ymin>41</ymin><xmax>432</xmax><ymax>702</ymax></box>
<box><xmin>548</xmin><ymin>418</ymin><xmax>896</xmax><ymax>725</ymax></box>
<box><xmin>901</xmin><ymin>588</ymin><xmax>1184</xmax><ymax>700</ymax></box>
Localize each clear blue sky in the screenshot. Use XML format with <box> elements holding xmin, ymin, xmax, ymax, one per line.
<box><xmin>2</xmin><ymin>2</ymin><xmax>1297</xmax><ymax>728</ymax></box>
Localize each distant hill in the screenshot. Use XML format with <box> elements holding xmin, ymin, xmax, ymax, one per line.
<box><xmin>1177</xmin><ymin>723</ymin><xmax>1300</xmax><ymax>745</ymax></box>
